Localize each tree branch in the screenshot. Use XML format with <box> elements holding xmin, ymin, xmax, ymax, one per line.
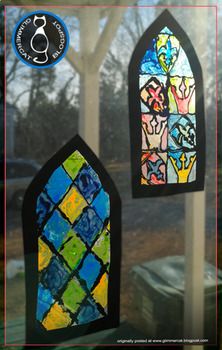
<box><xmin>12</xmin><ymin>89</ymin><xmax>30</xmax><ymax>105</ymax></box>
<box><xmin>90</xmin><ymin>7</ymin><xmax>126</xmax><ymax>72</ymax></box>
<box><xmin>66</xmin><ymin>46</ymin><xmax>83</xmax><ymax>74</ymax></box>
<box><xmin>6</xmin><ymin>58</ymin><xmax>19</xmax><ymax>84</ymax></box>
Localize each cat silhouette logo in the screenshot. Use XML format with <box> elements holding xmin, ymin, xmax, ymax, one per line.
<box><xmin>12</xmin><ymin>11</ymin><xmax>69</xmax><ymax>68</ymax></box>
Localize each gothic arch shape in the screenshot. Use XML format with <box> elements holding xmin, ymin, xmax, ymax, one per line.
<box><xmin>22</xmin><ymin>135</ymin><xmax>121</xmax><ymax>344</ymax></box>
<box><xmin>128</xmin><ymin>10</ymin><xmax>205</xmax><ymax>197</ymax></box>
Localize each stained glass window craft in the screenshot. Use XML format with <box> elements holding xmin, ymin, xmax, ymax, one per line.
<box><xmin>23</xmin><ymin>135</ymin><xmax>121</xmax><ymax>344</ymax></box>
<box><xmin>129</xmin><ymin>10</ymin><xmax>205</xmax><ymax>197</ymax></box>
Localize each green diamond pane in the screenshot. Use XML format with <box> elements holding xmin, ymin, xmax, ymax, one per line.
<box><xmin>60</xmin><ymin>231</ymin><xmax>87</xmax><ymax>270</ymax></box>
<box><xmin>92</xmin><ymin>229</ymin><xmax>110</xmax><ymax>266</ymax></box>
<box><xmin>62</xmin><ymin>278</ymin><xmax>86</xmax><ymax>313</ymax></box>
<box><xmin>63</xmin><ymin>150</ymin><xmax>86</xmax><ymax>180</ymax></box>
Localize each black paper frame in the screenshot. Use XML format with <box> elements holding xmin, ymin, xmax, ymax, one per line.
<box><xmin>22</xmin><ymin>134</ymin><xmax>121</xmax><ymax>345</ymax></box>
<box><xmin>128</xmin><ymin>10</ymin><xmax>205</xmax><ymax>198</ymax></box>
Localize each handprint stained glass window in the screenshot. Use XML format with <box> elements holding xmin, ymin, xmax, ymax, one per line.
<box><xmin>22</xmin><ymin>135</ymin><xmax>121</xmax><ymax>344</ymax></box>
<box><xmin>129</xmin><ymin>10</ymin><xmax>205</xmax><ymax>197</ymax></box>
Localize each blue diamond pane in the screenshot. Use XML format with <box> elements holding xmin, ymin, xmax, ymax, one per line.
<box><xmin>77</xmin><ymin>297</ymin><xmax>102</xmax><ymax>325</ymax></box>
<box><xmin>45</xmin><ymin>166</ymin><xmax>72</xmax><ymax>204</ymax></box>
<box><xmin>36</xmin><ymin>191</ymin><xmax>54</xmax><ymax>227</ymax></box>
<box><xmin>36</xmin><ymin>283</ymin><xmax>54</xmax><ymax>321</ymax></box>
<box><xmin>74</xmin><ymin>164</ymin><xmax>101</xmax><ymax>203</ymax></box>
<box><xmin>79</xmin><ymin>253</ymin><xmax>101</xmax><ymax>290</ymax></box>
<box><xmin>42</xmin><ymin>210</ymin><xmax>71</xmax><ymax>250</ymax></box>
<box><xmin>92</xmin><ymin>189</ymin><xmax>110</xmax><ymax>222</ymax></box>
<box><xmin>160</xmin><ymin>26</ymin><xmax>173</xmax><ymax>35</ymax></box>
<box><xmin>41</xmin><ymin>256</ymin><xmax>69</xmax><ymax>296</ymax></box>
<box><xmin>140</xmin><ymin>39</ymin><xmax>165</xmax><ymax>75</ymax></box>
<box><xmin>73</xmin><ymin>208</ymin><xmax>103</xmax><ymax>246</ymax></box>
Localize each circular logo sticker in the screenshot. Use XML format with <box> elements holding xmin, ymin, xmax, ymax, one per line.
<box><xmin>12</xmin><ymin>11</ymin><xmax>70</xmax><ymax>68</ymax></box>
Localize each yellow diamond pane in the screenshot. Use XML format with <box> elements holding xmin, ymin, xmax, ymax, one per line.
<box><xmin>42</xmin><ymin>302</ymin><xmax>72</xmax><ymax>330</ymax></box>
<box><xmin>59</xmin><ymin>186</ymin><xmax>87</xmax><ymax>224</ymax></box>
<box><xmin>92</xmin><ymin>272</ymin><xmax>108</xmax><ymax>309</ymax></box>
<box><xmin>38</xmin><ymin>237</ymin><xmax>53</xmax><ymax>271</ymax></box>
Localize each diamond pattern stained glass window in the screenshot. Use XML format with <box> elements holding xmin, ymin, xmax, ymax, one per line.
<box><xmin>128</xmin><ymin>10</ymin><xmax>205</xmax><ymax>197</ymax></box>
<box><xmin>23</xmin><ymin>135</ymin><xmax>121</xmax><ymax>344</ymax></box>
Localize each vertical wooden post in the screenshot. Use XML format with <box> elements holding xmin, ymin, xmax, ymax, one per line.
<box><xmin>184</xmin><ymin>192</ymin><xmax>205</xmax><ymax>348</ymax></box>
<box><xmin>66</xmin><ymin>7</ymin><xmax>126</xmax><ymax>156</ymax></box>
<box><xmin>79</xmin><ymin>9</ymin><xmax>100</xmax><ymax>156</ymax></box>
<box><xmin>184</xmin><ymin>4</ymin><xmax>208</xmax><ymax>350</ymax></box>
